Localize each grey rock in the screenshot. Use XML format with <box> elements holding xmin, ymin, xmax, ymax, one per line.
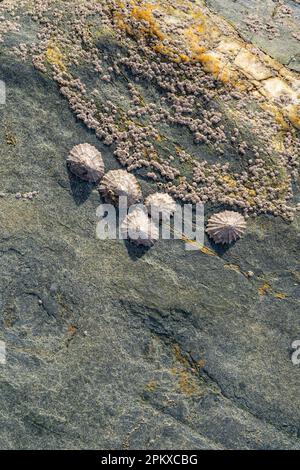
<box><xmin>0</xmin><ymin>4</ymin><xmax>299</xmax><ymax>450</ymax></box>
<box><xmin>207</xmin><ymin>0</ymin><xmax>300</xmax><ymax>71</ymax></box>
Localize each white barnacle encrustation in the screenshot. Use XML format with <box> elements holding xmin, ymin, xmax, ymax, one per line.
<box><xmin>206</xmin><ymin>210</ymin><xmax>246</xmax><ymax>244</ymax></box>
<box><xmin>121</xmin><ymin>208</ymin><xmax>159</xmax><ymax>247</ymax></box>
<box><xmin>99</xmin><ymin>169</ymin><xmax>142</xmax><ymax>206</ymax></box>
<box><xmin>145</xmin><ymin>192</ymin><xmax>177</xmax><ymax>222</ymax></box>
<box><xmin>67</xmin><ymin>143</ymin><xmax>105</xmax><ymax>182</ymax></box>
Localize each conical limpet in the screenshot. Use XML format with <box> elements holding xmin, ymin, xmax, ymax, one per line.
<box><xmin>67</xmin><ymin>143</ymin><xmax>105</xmax><ymax>182</ymax></box>
<box><xmin>145</xmin><ymin>192</ymin><xmax>177</xmax><ymax>222</ymax></box>
<box><xmin>206</xmin><ymin>210</ymin><xmax>246</xmax><ymax>244</ymax></box>
<box><xmin>99</xmin><ymin>169</ymin><xmax>142</xmax><ymax>206</ymax></box>
<box><xmin>121</xmin><ymin>208</ymin><xmax>159</xmax><ymax>247</ymax></box>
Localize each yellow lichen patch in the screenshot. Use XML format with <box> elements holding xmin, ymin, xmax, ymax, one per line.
<box><xmin>198</xmin><ymin>52</ymin><xmax>222</xmax><ymax>76</ymax></box>
<box><xmin>222</xmin><ymin>174</ymin><xmax>237</xmax><ymax>188</ymax></box>
<box><xmin>184</xmin><ymin>26</ymin><xmax>205</xmax><ymax>61</ymax></box>
<box><xmin>224</xmin><ymin>263</ymin><xmax>242</xmax><ymax>274</ymax></box>
<box><xmin>113</xmin><ymin>9</ymin><xmax>133</xmax><ymax>34</ymax></box>
<box><xmin>258</xmin><ymin>282</ymin><xmax>272</xmax><ymax>296</ymax></box>
<box><xmin>196</xmin><ymin>51</ymin><xmax>232</xmax><ymax>83</ymax></box>
<box><xmin>274</xmin><ymin>110</ymin><xmax>290</xmax><ymax>131</ymax></box>
<box><xmin>46</xmin><ymin>44</ymin><xmax>66</xmax><ymax>71</ymax></box>
<box><xmin>178</xmin><ymin>233</ymin><xmax>204</xmax><ymax>251</ymax></box>
<box><xmin>152</xmin><ymin>42</ymin><xmax>173</xmax><ymax>57</ymax></box>
<box><xmin>184</xmin><ymin>24</ymin><xmax>206</xmax><ymax>60</ymax></box>
<box><xmin>178</xmin><ymin>370</ymin><xmax>198</xmax><ymax>395</ymax></box>
<box><xmin>114</xmin><ymin>0</ymin><xmax>300</xmax><ymax>133</ymax></box>
<box><xmin>189</xmin><ymin>46</ymin><xmax>206</xmax><ymax>62</ymax></box>
<box><xmin>274</xmin><ymin>292</ymin><xmax>288</xmax><ymax>300</ymax></box>
<box><xmin>264</xmin><ymin>54</ymin><xmax>283</xmax><ymax>72</ymax></box>
<box><xmin>272</xmin><ymin>137</ymin><xmax>286</xmax><ymax>153</ymax></box>
<box><xmin>131</xmin><ymin>3</ymin><xmax>165</xmax><ymax>40</ymax></box>
<box><xmin>155</xmin><ymin>133</ymin><xmax>164</xmax><ymax>142</ymax></box>
<box><xmin>218</xmin><ymin>68</ymin><xmax>231</xmax><ymax>83</ymax></box>
<box><xmin>234</xmin><ymin>79</ymin><xmax>252</xmax><ymax>92</ymax></box>
<box><xmin>5</xmin><ymin>129</ymin><xmax>17</xmax><ymax>146</ymax></box>
<box><xmin>144</xmin><ymin>380</ymin><xmax>158</xmax><ymax>391</ymax></box>
<box><xmin>171</xmin><ymin>345</ymin><xmax>201</xmax><ymax>396</ymax></box>
<box><xmin>177</xmin><ymin>53</ymin><xmax>190</xmax><ymax>62</ymax></box>
<box><xmin>261</xmin><ymin>103</ymin><xmax>291</xmax><ymax>132</ymax></box>
<box><xmin>200</xmin><ymin>246</ymin><xmax>217</xmax><ymax>257</ymax></box>
<box><xmin>288</xmin><ymin>104</ymin><xmax>300</xmax><ymax>130</ymax></box>
<box><xmin>247</xmin><ymin>189</ymin><xmax>257</xmax><ymax>197</ymax></box>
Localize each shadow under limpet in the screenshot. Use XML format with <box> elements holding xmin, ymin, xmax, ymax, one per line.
<box><xmin>123</xmin><ymin>239</ymin><xmax>152</xmax><ymax>260</ymax></box>
<box><xmin>67</xmin><ymin>166</ymin><xmax>94</xmax><ymax>205</ymax></box>
<box><xmin>210</xmin><ymin>240</ymin><xmax>236</xmax><ymax>256</ymax></box>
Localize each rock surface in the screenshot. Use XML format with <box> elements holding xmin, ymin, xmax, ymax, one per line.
<box><xmin>207</xmin><ymin>0</ymin><xmax>300</xmax><ymax>72</ymax></box>
<box><xmin>0</xmin><ymin>1</ymin><xmax>300</xmax><ymax>450</ymax></box>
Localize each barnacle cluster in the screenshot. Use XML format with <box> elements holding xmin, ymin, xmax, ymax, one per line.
<box><xmin>0</xmin><ymin>0</ymin><xmax>299</xmax><ymax>222</ymax></box>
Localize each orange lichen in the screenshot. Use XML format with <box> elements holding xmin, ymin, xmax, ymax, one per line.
<box><xmin>5</xmin><ymin>129</ymin><xmax>17</xmax><ymax>146</ymax></box>
<box><xmin>178</xmin><ymin>370</ymin><xmax>198</xmax><ymax>395</ymax></box>
<box><xmin>288</xmin><ymin>104</ymin><xmax>300</xmax><ymax>130</ymax></box>
<box><xmin>177</xmin><ymin>53</ymin><xmax>190</xmax><ymax>63</ymax></box>
<box><xmin>114</xmin><ymin>11</ymin><xmax>133</xmax><ymax>34</ymax></box>
<box><xmin>153</xmin><ymin>42</ymin><xmax>173</xmax><ymax>56</ymax></box>
<box><xmin>218</xmin><ymin>68</ymin><xmax>231</xmax><ymax>83</ymax></box>
<box><xmin>184</xmin><ymin>25</ymin><xmax>206</xmax><ymax>61</ymax></box>
<box><xmin>198</xmin><ymin>52</ymin><xmax>222</xmax><ymax>76</ymax></box>
<box><xmin>131</xmin><ymin>4</ymin><xmax>165</xmax><ymax>40</ymax></box>
<box><xmin>67</xmin><ymin>324</ymin><xmax>78</xmax><ymax>336</ymax></box>
<box><xmin>171</xmin><ymin>345</ymin><xmax>202</xmax><ymax>396</ymax></box>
